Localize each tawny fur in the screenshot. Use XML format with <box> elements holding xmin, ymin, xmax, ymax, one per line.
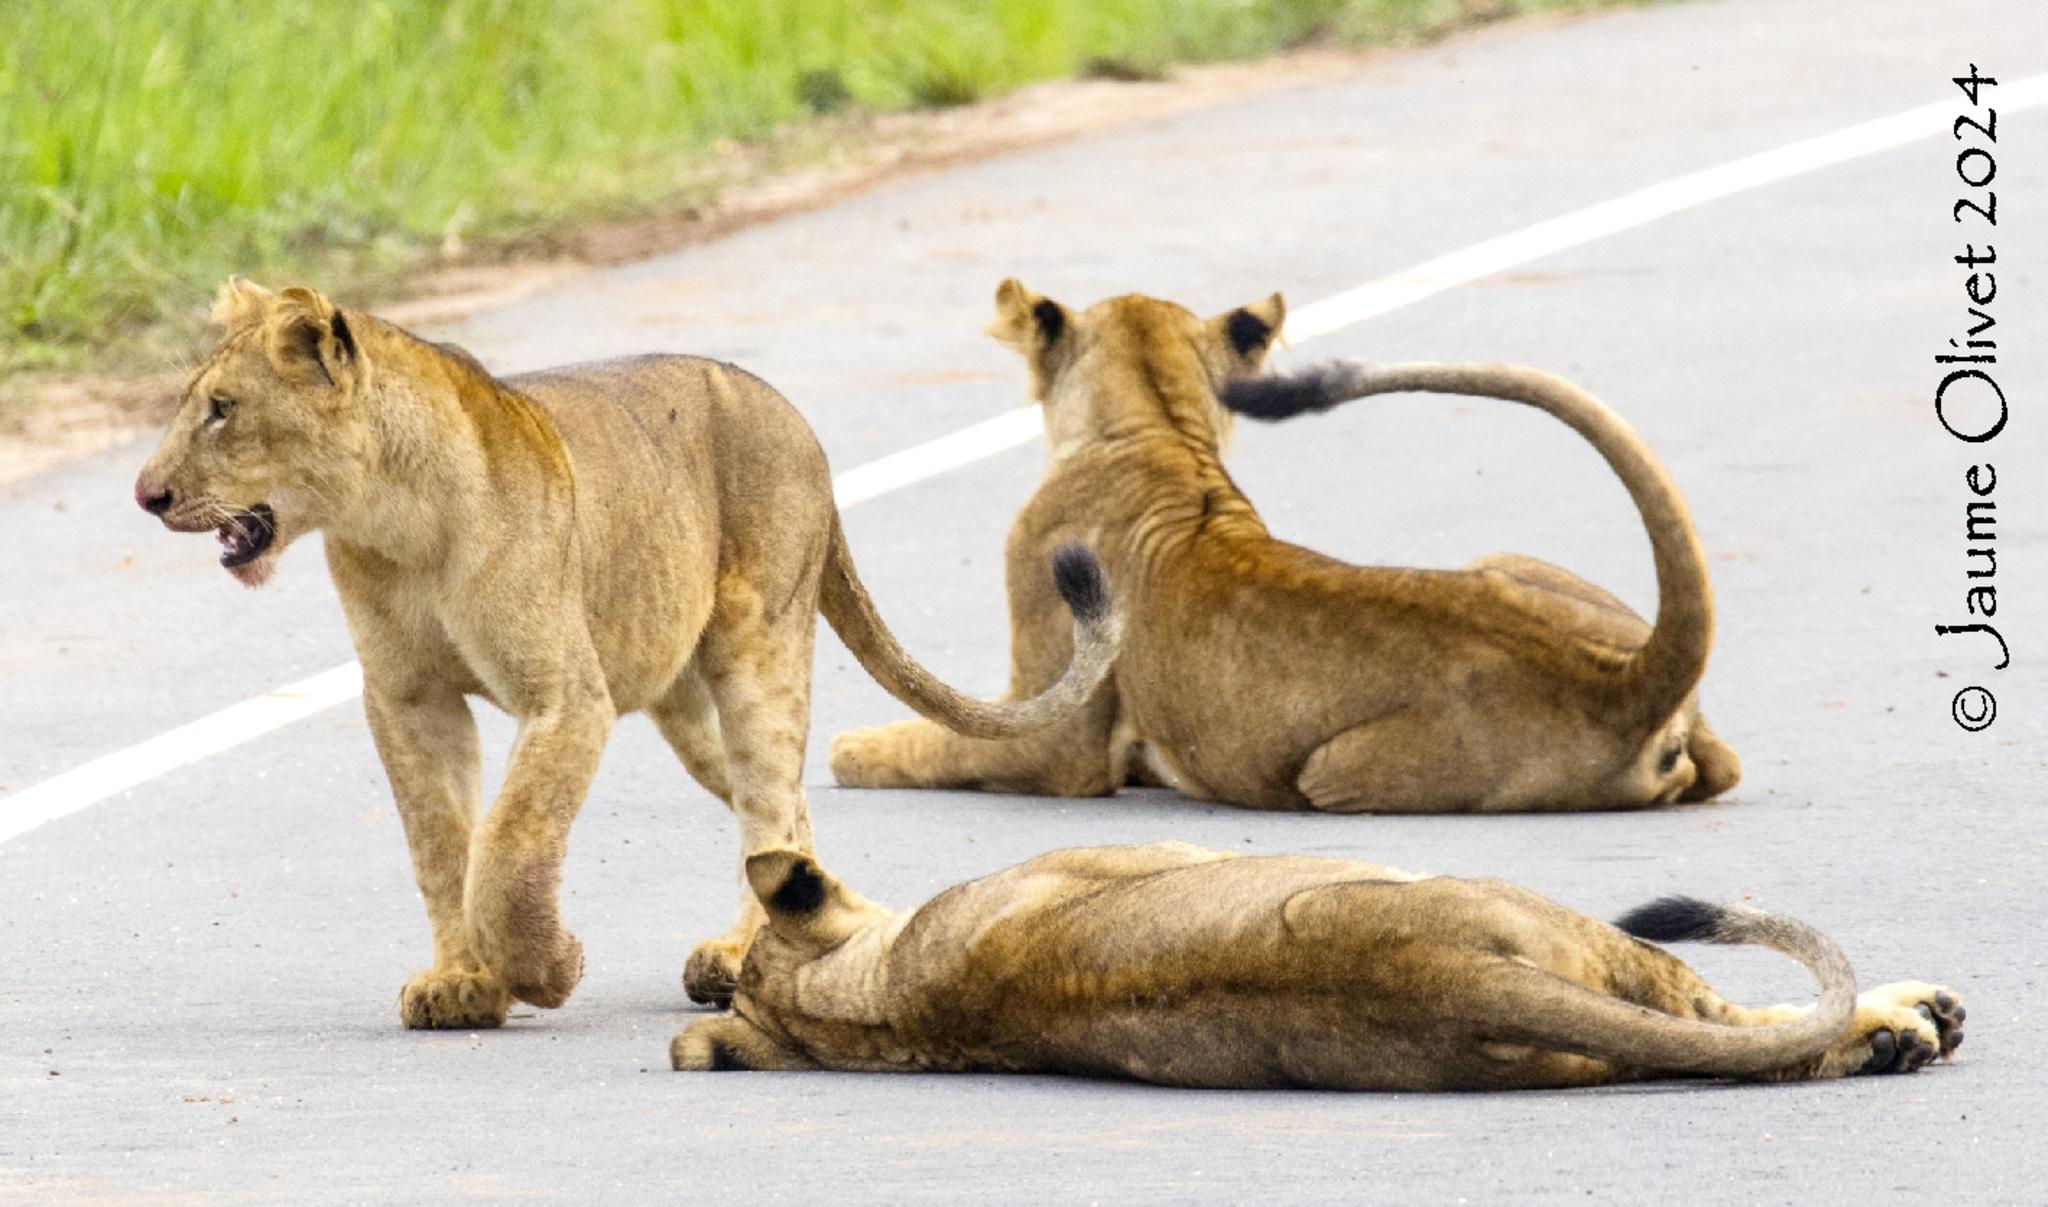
<box><xmin>134</xmin><ymin>278</ymin><xmax>1118</xmax><ymax>1027</ymax></box>
<box><xmin>673</xmin><ymin>844</ymin><xmax>1964</xmax><ymax>1090</ymax></box>
<box><xmin>831</xmin><ymin>282</ymin><xmax>1739</xmax><ymax>811</ymax></box>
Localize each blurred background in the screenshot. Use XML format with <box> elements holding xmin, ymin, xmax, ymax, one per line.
<box><xmin>0</xmin><ymin>0</ymin><xmax>1615</xmax><ymax>390</ymax></box>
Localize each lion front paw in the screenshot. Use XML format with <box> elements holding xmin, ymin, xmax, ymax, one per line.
<box><xmin>467</xmin><ymin>851</ymin><xmax>586</xmax><ymax>1009</ymax></box>
<box><xmin>1840</xmin><ymin>981</ymin><xmax>1966</xmax><ymax>1076</ymax></box>
<box><xmin>671</xmin><ymin>1014</ymin><xmax>807</xmax><ymax>1072</ymax></box>
<box><xmin>683</xmin><ymin>937</ymin><xmax>745</xmax><ymax>1008</ymax></box>
<box><xmin>399</xmin><ymin>968</ymin><xmax>513</xmax><ymax>1030</ymax></box>
<box><xmin>471</xmin><ymin>922</ymin><xmax>585</xmax><ymax>1010</ymax></box>
<box><xmin>508</xmin><ymin>931</ymin><xmax>585</xmax><ymax>1009</ymax></box>
<box><xmin>671</xmin><ymin>1020</ymin><xmax>733</xmax><ymax>1071</ymax></box>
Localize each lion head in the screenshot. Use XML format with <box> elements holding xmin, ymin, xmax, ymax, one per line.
<box><xmin>134</xmin><ymin>279</ymin><xmax>371</xmax><ymax>587</ymax></box>
<box><xmin>985</xmin><ymin>279</ymin><xmax>1284</xmax><ymax>457</ymax></box>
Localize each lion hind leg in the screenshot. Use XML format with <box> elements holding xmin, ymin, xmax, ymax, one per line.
<box><xmin>1466</xmin><ymin>552</ymin><xmax>1643</xmax><ymax>624</ymax></box>
<box><xmin>1662</xmin><ymin>982</ymin><xmax>1963</xmax><ymax>1082</ymax></box>
<box><xmin>1471</xmin><ymin>553</ymin><xmax>1741</xmax><ymax>802</ymax></box>
<box><xmin>680</xmin><ymin>586</ymin><xmax>819</xmax><ymax>1008</ymax></box>
<box><xmin>1295</xmin><ymin>715</ymin><xmax>1483</xmax><ymax>813</ymax></box>
<box><xmin>1819</xmin><ymin>982</ymin><xmax>1966</xmax><ymax>1080</ymax></box>
<box><xmin>651</xmin><ymin>666</ymin><xmax>764</xmax><ymax>1005</ymax></box>
<box><xmin>1591</xmin><ymin>932</ymin><xmax>1963</xmax><ymax>1082</ymax></box>
<box><xmin>650</xmin><ymin>665</ymin><xmax>731</xmax><ymax>804</ymax></box>
<box><xmin>1679</xmin><ymin>713</ymin><xmax>1742</xmax><ymax>801</ymax></box>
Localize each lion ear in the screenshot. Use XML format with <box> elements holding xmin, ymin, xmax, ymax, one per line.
<box><xmin>267</xmin><ymin>286</ymin><xmax>360</xmax><ymax>389</ymax></box>
<box><xmin>209</xmin><ymin>276</ymin><xmax>275</xmax><ymax>329</ymax></box>
<box><xmin>986</xmin><ymin>278</ymin><xmax>1068</xmax><ymax>356</ymax></box>
<box><xmin>1210</xmin><ymin>291</ymin><xmax>1286</xmax><ymax>363</ymax></box>
<box><xmin>744</xmin><ymin>849</ymin><xmax>875</xmax><ymax>948</ymax></box>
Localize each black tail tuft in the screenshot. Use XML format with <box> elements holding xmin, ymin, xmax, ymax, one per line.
<box><xmin>1220</xmin><ymin>365</ymin><xmax>1350</xmax><ymax>421</ymax></box>
<box><xmin>1615</xmin><ymin>895</ymin><xmax>1728</xmax><ymax>944</ymax></box>
<box><xmin>1050</xmin><ymin>545</ymin><xmax>1110</xmax><ymax>625</ymax></box>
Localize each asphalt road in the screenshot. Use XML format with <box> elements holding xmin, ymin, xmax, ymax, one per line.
<box><xmin>4</xmin><ymin>0</ymin><xmax>2045</xmax><ymax>1201</ymax></box>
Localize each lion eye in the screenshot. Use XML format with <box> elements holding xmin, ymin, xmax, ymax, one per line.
<box><xmin>207</xmin><ymin>395</ymin><xmax>237</xmax><ymax>424</ymax></box>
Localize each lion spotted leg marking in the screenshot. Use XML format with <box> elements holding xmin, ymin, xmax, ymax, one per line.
<box><xmin>683</xmin><ymin>585</ymin><xmax>819</xmax><ymax>1007</ymax></box>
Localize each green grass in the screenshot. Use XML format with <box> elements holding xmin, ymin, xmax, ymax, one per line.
<box><xmin>1</xmin><ymin>0</ymin><xmax>1612</xmax><ymax>376</ymax></box>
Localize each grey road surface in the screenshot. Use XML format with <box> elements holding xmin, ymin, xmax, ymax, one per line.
<box><xmin>4</xmin><ymin>0</ymin><xmax>2044</xmax><ymax>1201</ymax></box>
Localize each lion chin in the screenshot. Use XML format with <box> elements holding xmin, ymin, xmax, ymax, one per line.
<box><xmin>226</xmin><ymin>553</ymin><xmax>278</xmax><ymax>589</ymax></box>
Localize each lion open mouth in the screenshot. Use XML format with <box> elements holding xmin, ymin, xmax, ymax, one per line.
<box><xmin>217</xmin><ymin>504</ymin><xmax>276</xmax><ymax>569</ymax></box>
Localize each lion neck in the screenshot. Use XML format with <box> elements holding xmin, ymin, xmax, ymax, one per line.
<box><xmin>322</xmin><ymin>318</ymin><xmax>564</xmax><ymax>570</ymax></box>
<box><xmin>1045</xmin><ymin>341</ymin><xmax>1265</xmax><ymax>554</ymax></box>
<box><xmin>1047</xmin><ymin>332</ymin><xmax>1232</xmax><ymax>460</ymax></box>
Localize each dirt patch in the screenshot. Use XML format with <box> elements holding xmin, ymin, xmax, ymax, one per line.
<box><xmin>0</xmin><ymin>14</ymin><xmax>1580</xmax><ymax>487</ymax></box>
<box><xmin>0</xmin><ymin>372</ymin><xmax>188</xmax><ymax>487</ymax></box>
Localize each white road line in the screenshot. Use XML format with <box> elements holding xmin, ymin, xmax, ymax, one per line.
<box><xmin>1287</xmin><ymin>73</ymin><xmax>2048</xmax><ymax>341</ymax></box>
<box><xmin>831</xmin><ymin>406</ymin><xmax>1045</xmax><ymax>509</ymax></box>
<box><xmin>0</xmin><ymin>663</ymin><xmax>366</xmax><ymax>844</ymax></box>
<box><xmin>5</xmin><ymin>77</ymin><xmax>2043</xmax><ymax>845</ymax></box>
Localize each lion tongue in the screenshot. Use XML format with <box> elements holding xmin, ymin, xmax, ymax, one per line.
<box><xmin>218</xmin><ymin>516</ymin><xmax>258</xmax><ymax>565</ymax></box>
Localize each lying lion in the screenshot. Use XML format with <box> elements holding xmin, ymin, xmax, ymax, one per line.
<box><xmin>832</xmin><ymin>283</ymin><xmax>1739</xmax><ymax>810</ymax></box>
<box><xmin>133</xmin><ymin>279</ymin><xmax>1118</xmax><ymax>1027</ymax></box>
<box><xmin>673</xmin><ymin>843</ymin><xmax>1963</xmax><ymax>1089</ymax></box>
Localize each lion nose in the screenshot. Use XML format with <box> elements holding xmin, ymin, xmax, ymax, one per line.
<box><xmin>135</xmin><ymin>477</ymin><xmax>174</xmax><ymax>515</ymax></box>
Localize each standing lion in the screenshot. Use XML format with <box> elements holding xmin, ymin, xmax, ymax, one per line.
<box><xmin>134</xmin><ymin>279</ymin><xmax>1117</xmax><ymax>1026</ymax></box>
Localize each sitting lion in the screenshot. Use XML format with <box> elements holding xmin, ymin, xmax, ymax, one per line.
<box><xmin>831</xmin><ymin>282</ymin><xmax>1739</xmax><ymax>810</ymax></box>
<box><xmin>672</xmin><ymin>843</ymin><xmax>1964</xmax><ymax>1089</ymax></box>
<box><xmin>132</xmin><ymin>278</ymin><xmax>1118</xmax><ymax>1027</ymax></box>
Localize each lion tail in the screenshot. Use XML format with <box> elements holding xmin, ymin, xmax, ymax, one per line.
<box><xmin>1486</xmin><ymin>896</ymin><xmax>1856</xmax><ymax>1079</ymax></box>
<box><xmin>817</xmin><ymin>515</ymin><xmax>1122</xmax><ymax>739</ymax></box>
<box><xmin>1220</xmin><ymin>361</ymin><xmax>1713</xmax><ymax>736</ymax></box>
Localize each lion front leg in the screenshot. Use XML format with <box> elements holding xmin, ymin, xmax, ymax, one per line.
<box><xmin>362</xmin><ymin>681</ymin><xmax>513</xmax><ymax>1030</ymax></box>
<box><xmin>831</xmin><ymin>715</ymin><xmax>1115</xmax><ymax>796</ymax></box>
<box><xmin>671</xmin><ymin>1014</ymin><xmax>817</xmax><ymax>1072</ymax></box>
<box><xmin>462</xmin><ymin>676</ymin><xmax>614</xmax><ymax>1011</ymax></box>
